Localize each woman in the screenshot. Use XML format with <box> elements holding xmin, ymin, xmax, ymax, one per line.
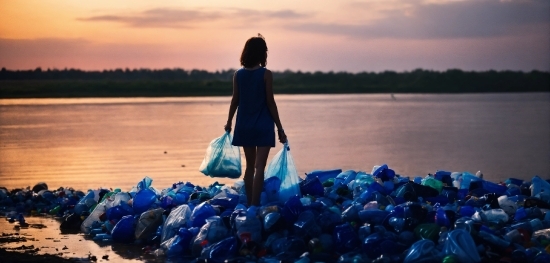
<box><xmin>225</xmin><ymin>34</ymin><xmax>287</xmax><ymax>206</ymax></box>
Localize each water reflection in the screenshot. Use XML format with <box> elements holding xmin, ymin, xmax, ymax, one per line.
<box><xmin>0</xmin><ymin>93</ymin><xmax>549</xmax><ymax>191</ymax></box>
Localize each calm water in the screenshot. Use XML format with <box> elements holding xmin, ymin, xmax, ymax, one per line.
<box><xmin>1</xmin><ymin>93</ymin><xmax>549</xmax><ymax>191</ymax></box>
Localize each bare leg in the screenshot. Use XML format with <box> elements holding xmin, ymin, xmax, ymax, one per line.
<box><xmin>251</xmin><ymin>146</ymin><xmax>271</xmax><ymax>206</ymax></box>
<box><xmin>242</xmin><ymin>147</ymin><xmax>256</xmax><ymax>206</ymax></box>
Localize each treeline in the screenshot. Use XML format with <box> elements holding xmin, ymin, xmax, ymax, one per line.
<box><xmin>0</xmin><ymin>67</ymin><xmax>236</xmax><ymax>81</ymax></box>
<box><xmin>0</xmin><ymin>67</ymin><xmax>548</xmax><ymax>98</ymax></box>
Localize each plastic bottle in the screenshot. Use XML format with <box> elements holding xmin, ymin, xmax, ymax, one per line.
<box><xmin>403</xmin><ymin>239</ymin><xmax>440</xmax><ymax>263</ymax></box>
<box><xmin>498</xmin><ymin>195</ymin><xmax>518</xmax><ymax>215</ymax></box>
<box><xmin>201</xmin><ymin>236</ymin><xmax>238</xmax><ymax>262</ymax></box>
<box><xmin>414</xmin><ymin>223</ymin><xmax>440</xmax><ymax>242</ymax></box>
<box><xmin>478</xmin><ymin>229</ymin><xmax>511</xmax><ymax>248</ymax></box>
<box><xmin>306</xmin><ymin>169</ymin><xmax>342</xmax><ymax>183</ymax></box>
<box><xmin>358</xmin><ymin>209</ymin><xmax>389</xmax><ymax>225</ymax></box>
<box><xmin>531</xmin><ymin>176</ymin><xmax>550</xmax><ymax>197</ymax></box>
<box><xmin>454</xmin><ymin>217</ymin><xmax>474</xmax><ymax>233</ymax></box>
<box><xmin>333</xmin><ymin>223</ymin><xmax>360</xmax><ymax>254</ymax></box>
<box><xmin>435</xmin><ymin>208</ymin><xmax>450</xmax><ymax>227</ymax></box>
<box><xmin>294</xmin><ymin>210</ymin><xmax>321</xmax><ymax>238</ymax></box>
<box><xmin>235</xmin><ymin>210</ymin><xmax>262</xmax><ymax>243</ymax></box>
<box><xmin>422</xmin><ymin>177</ymin><xmax>443</xmax><ymax>193</ymax></box>
<box><xmin>442</xmin><ymin>229</ymin><xmax>480</xmax><ymax>263</ymax></box>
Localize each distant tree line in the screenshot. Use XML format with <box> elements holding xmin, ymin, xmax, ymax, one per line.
<box><xmin>0</xmin><ymin>67</ymin><xmax>548</xmax><ymax>98</ymax></box>
<box><xmin>0</xmin><ymin>67</ymin><xmax>236</xmax><ymax>81</ymax></box>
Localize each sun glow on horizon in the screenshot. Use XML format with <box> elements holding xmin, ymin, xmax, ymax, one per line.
<box><xmin>0</xmin><ymin>0</ymin><xmax>548</xmax><ymax>72</ymax></box>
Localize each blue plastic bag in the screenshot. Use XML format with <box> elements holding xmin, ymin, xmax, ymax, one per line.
<box><xmin>264</xmin><ymin>142</ymin><xmax>301</xmax><ymax>203</ymax></box>
<box><xmin>199</xmin><ymin>132</ymin><xmax>241</xmax><ymax>178</ymax></box>
<box><xmin>111</xmin><ymin>215</ymin><xmax>136</xmax><ymax>243</ymax></box>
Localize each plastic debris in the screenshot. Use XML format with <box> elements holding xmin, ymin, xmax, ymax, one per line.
<box><xmin>2</xmin><ymin>166</ymin><xmax>550</xmax><ymax>262</ymax></box>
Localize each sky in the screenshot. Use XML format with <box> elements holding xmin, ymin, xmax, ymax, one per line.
<box><xmin>0</xmin><ymin>0</ymin><xmax>549</xmax><ymax>72</ymax></box>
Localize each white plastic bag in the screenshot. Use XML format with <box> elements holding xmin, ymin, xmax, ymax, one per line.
<box><xmin>199</xmin><ymin>132</ymin><xmax>241</xmax><ymax>178</ymax></box>
<box><xmin>265</xmin><ymin>142</ymin><xmax>301</xmax><ymax>203</ymax></box>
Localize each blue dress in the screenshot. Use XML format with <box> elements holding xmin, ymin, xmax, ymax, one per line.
<box><xmin>232</xmin><ymin>67</ymin><xmax>275</xmax><ymax>147</ymax></box>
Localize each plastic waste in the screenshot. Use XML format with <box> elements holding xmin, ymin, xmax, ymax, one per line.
<box><xmin>209</xmin><ymin>189</ymin><xmax>239</xmax><ymax>210</ymax></box>
<box><xmin>111</xmin><ymin>215</ymin><xmax>136</xmax><ymax>243</ymax></box>
<box><xmin>264</xmin><ymin>212</ymin><xmax>281</xmax><ymax>231</ymax></box>
<box><xmin>263</xmin><ymin>176</ymin><xmax>281</xmax><ymax>203</ymax></box>
<box><xmin>442</xmin><ymin>229</ymin><xmax>480</xmax><ymax>263</ymax></box>
<box><xmin>498</xmin><ymin>195</ymin><xmax>518</xmax><ymax>215</ymax></box>
<box><xmin>192</xmin><ymin>216</ymin><xmax>229</xmax><ymax>256</ymax></box>
<box><xmin>422</xmin><ymin>177</ymin><xmax>443</xmax><ymax>193</ymax></box>
<box><xmin>333</xmin><ymin>223</ymin><xmax>360</xmax><ymax>254</ymax></box>
<box><xmin>299</xmin><ymin>176</ymin><xmax>324</xmax><ymax>197</ymax></box>
<box><xmin>8</xmin><ymin>166</ymin><xmax>550</xmax><ymax>262</ymax></box>
<box><xmin>281</xmin><ymin>195</ymin><xmax>304</xmax><ymax>225</ymax></box>
<box><xmin>106</xmin><ymin>203</ymin><xmax>133</xmax><ymax>222</ymax></box>
<box><xmin>135</xmin><ymin>208</ymin><xmax>164</xmax><ymax>240</ymax></box>
<box><xmin>294</xmin><ymin>210</ymin><xmax>321</xmax><ymax>238</ymax></box>
<box><xmin>403</xmin><ymin>239</ymin><xmax>440</xmax><ymax>263</ymax></box>
<box><xmin>358</xmin><ymin>209</ymin><xmax>389</xmax><ymax>225</ymax></box>
<box><xmin>264</xmin><ymin>142</ymin><xmax>301</xmax><ymax>202</ymax></box>
<box><xmin>306</xmin><ymin>169</ymin><xmax>342</xmax><ymax>183</ymax></box>
<box><xmin>201</xmin><ymin>236</ymin><xmax>238</xmax><ymax>263</ymax></box>
<box><xmin>199</xmin><ymin>132</ymin><xmax>241</xmax><ymax>178</ymax></box>
<box><xmin>531</xmin><ymin>175</ymin><xmax>550</xmax><ymax>199</ymax></box>
<box><xmin>161</xmin><ymin>204</ymin><xmax>192</xmax><ymax>243</ymax></box>
<box><xmin>81</xmin><ymin>202</ymin><xmax>106</xmax><ymax>234</ymax></box>
<box><xmin>271</xmin><ymin>236</ymin><xmax>307</xmax><ymax>260</ymax></box>
<box><xmin>371</xmin><ymin>164</ymin><xmax>395</xmax><ymax>182</ymax></box>
<box><xmin>189</xmin><ymin>202</ymin><xmax>216</xmax><ymax>228</ymax></box>
<box><xmin>472</xmin><ymin>208</ymin><xmax>509</xmax><ymax>224</ymax></box>
<box><xmin>235</xmin><ymin>211</ymin><xmax>262</xmax><ymax>243</ymax></box>
<box><xmin>162</xmin><ymin>227</ymin><xmax>196</xmax><ymax>257</ymax></box>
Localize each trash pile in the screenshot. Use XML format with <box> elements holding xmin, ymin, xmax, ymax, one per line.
<box><xmin>2</xmin><ymin>164</ymin><xmax>550</xmax><ymax>263</ymax></box>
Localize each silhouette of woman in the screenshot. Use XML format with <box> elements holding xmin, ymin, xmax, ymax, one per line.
<box><xmin>224</xmin><ymin>34</ymin><xmax>287</xmax><ymax>206</ymax></box>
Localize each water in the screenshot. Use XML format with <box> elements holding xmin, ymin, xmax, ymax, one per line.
<box><xmin>1</xmin><ymin>93</ymin><xmax>549</xmax><ymax>191</ymax></box>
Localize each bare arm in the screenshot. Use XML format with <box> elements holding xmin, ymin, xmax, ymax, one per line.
<box><xmin>264</xmin><ymin>69</ymin><xmax>287</xmax><ymax>143</ymax></box>
<box><xmin>225</xmin><ymin>72</ymin><xmax>239</xmax><ymax>132</ymax></box>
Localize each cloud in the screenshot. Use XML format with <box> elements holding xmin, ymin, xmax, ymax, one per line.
<box><xmin>289</xmin><ymin>0</ymin><xmax>550</xmax><ymax>39</ymax></box>
<box><xmin>78</xmin><ymin>8</ymin><xmax>308</xmax><ymax>28</ymax></box>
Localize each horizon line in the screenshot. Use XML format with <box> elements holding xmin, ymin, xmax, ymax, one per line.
<box><xmin>2</xmin><ymin>67</ymin><xmax>549</xmax><ymax>74</ymax></box>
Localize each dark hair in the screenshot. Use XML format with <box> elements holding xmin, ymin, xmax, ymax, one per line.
<box><xmin>240</xmin><ymin>34</ymin><xmax>268</xmax><ymax>68</ymax></box>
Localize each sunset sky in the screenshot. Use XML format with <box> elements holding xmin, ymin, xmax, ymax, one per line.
<box><xmin>1</xmin><ymin>0</ymin><xmax>548</xmax><ymax>72</ymax></box>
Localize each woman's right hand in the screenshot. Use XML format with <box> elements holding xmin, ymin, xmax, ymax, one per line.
<box><xmin>278</xmin><ymin>129</ymin><xmax>287</xmax><ymax>144</ymax></box>
<box><xmin>224</xmin><ymin>122</ymin><xmax>232</xmax><ymax>133</ymax></box>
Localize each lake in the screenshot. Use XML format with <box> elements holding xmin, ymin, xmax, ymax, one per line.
<box><xmin>1</xmin><ymin>93</ymin><xmax>549</xmax><ymax>191</ymax></box>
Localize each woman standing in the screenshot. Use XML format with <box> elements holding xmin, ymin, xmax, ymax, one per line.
<box><xmin>225</xmin><ymin>34</ymin><xmax>287</xmax><ymax>206</ymax></box>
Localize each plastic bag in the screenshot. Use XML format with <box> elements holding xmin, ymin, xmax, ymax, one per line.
<box><xmin>192</xmin><ymin>216</ymin><xmax>230</xmax><ymax>256</ymax></box>
<box><xmin>135</xmin><ymin>208</ymin><xmax>164</xmax><ymax>240</ymax></box>
<box><xmin>111</xmin><ymin>215</ymin><xmax>136</xmax><ymax>243</ymax></box>
<box><xmin>161</xmin><ymin>204</ymin><xmax>192</xmax><ymax>243</ymax></box>
<box><xmin>199</xmin><ymin>132</ymin><xmax>241</xmax><ymax>178</ymax></box>
<box><xmin>264</xmin><ymin>142</ymin><xmax>301</xmax><ymax>203</ymax></box>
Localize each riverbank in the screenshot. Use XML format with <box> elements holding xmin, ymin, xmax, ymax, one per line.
<box><xmin>1</xmin><ymin>69</ymin><xmax>548</xmax><ymax>98</ymax></box>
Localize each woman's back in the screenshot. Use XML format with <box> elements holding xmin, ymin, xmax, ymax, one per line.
<box><xmin>233</xmin><ymin>67</ymin><xmax>275</xmax><ymax>147</ymax></box>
